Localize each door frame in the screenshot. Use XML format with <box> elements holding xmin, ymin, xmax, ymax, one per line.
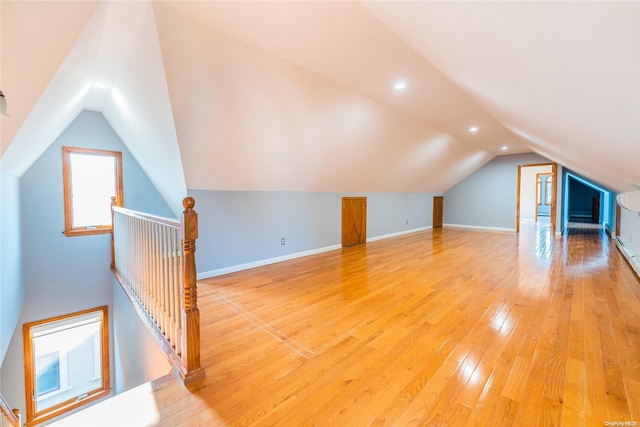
<box><xmin>433</xmin><ymin>196</ymin><xmax>443</xmax><ymax>228</ymax></box>
<box><xmin>341</xmin><ymin>197</ymin><xmax>367</xmax><ymax>247</ymax></box>
<box><xmin>517</xmin><ymin>162</ymin><xmax>557</xmax><ymax>233</ymax></box>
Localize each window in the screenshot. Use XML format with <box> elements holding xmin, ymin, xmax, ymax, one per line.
<box><xmin>62</xmin><ymin>146</ymin><xmax>123</xmax><ymax>236</ymax></box>
<box><xmin>545</xmin><ymin>175</ymin><xmax>554</xmax><ymax>205</ymax></box>
<box><xmin>24</xmin><ymin>307</ymin><xmax>110</xmax><ymax>426</ymax></box>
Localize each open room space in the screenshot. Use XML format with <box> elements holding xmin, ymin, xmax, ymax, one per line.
<box><xmin>1</xmin><ymin>1</ymin><xmax>639</xmax><ymax>425</ymax></box>
<box><xmin>54</xmin><ymin>224</ymin><xmax>640</xmax><ymax>426</ymax></box>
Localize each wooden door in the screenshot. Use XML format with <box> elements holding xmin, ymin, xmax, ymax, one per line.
<box><xmin>342</xmin><ymin>197</ymin><xmax>367</xmax><ymax>247</ymax></box>
<box><xmin>433</xmin><ymin>196</ymin><xmax>443</xmax><ymax>228</ymax></box>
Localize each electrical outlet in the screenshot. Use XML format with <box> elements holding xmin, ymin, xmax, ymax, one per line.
<box><xmin>406</xmin><ymin>220</ymin><xmax>409</xmax><ymax>225</ymax></box>
<box><xmin>281</xmin><ymin>238</ymin><xmax>285</xmax><ymax>245</ymax></box>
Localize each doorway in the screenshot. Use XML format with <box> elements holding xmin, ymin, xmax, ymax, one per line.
<box><xmin>517</xmin><ymin>163</ymin><xmax>557</xmax><ymax>233</ymax></box>
<box><xmin>342</xmin><ymin>197</ymin><xmax>367</xmax><ymax>247</ymax></box>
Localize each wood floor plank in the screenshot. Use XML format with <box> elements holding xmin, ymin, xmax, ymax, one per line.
<box><xmin>464</xmin><ymin>305</ymin><xmax>528</xmax><ymax>425</ymax></box>
<box><xmin>583</xmin><ymin>273</ymin><xmax>611</xmax><ymax>423</ymax></box>
<box><xmin>560</xmin><ymin>357</ymin><xmax>586</xmax><ymax>426</ymax></box>
<box><xmin>486</xmin><ymin>395</ymin><xmax>520</xmax><ymax>426</ymax></box>
<box><xmin>53</xmin><ymin>223</ymin><xmax>640</xmax><ymax>426</ymax></box>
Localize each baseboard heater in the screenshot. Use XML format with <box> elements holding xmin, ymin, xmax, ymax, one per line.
<box><xmin>615</xmin><ymin>237</ymin><xmax>640</xmax><ymax>279</ymax></box>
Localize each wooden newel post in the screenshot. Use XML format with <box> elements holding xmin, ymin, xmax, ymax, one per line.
<box><xmin>110</xmin><ymin>196</ymin><xmax>117</xmax><ymax>269</ymax></box>
<box><xmin>181</xmin><ymin>197</ymin><xmax>205</xmax><ymax>383</ymax></box>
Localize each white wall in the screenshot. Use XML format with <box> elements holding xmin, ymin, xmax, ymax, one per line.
<box><xmin>619</xmin><ymin>207</ymin><xmax>640</xmax><ymax>257</ymax></box>
<box><xmin>156</xmin><ymin>3</ymin><xmax>491</xmax><ymax>194</ymax></box>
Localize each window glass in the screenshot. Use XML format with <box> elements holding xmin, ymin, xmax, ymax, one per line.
<box><xmin>24</xmin><ymin>307</ymin><xmax>110</xmax><ymax>425</ymax></box>
<box><xmin>35</xmin><ymin>352</ymin><xmax>60</xmax><ymax>396</ymax></box>
<box><xmin>69</xmin><ymin>153</ymin><xmax>116</xmax><ymax>228</ymax></box>
<box><xmin>62</xmin><ymin>147</ymin><xmax>122</xmax><ymax>236</ymax></box>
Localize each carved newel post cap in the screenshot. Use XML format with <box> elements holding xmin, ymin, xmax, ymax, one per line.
<box><xmin>183</xmin><ymin>196</ymin><xmax>195</xmax><ymax>210</ymax></box>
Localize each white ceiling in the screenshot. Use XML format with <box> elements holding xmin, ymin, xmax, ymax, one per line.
<box><xmin>1</xmin><ymin>1</ymin><xmax>638</xmax><ymax>214</ymax></box>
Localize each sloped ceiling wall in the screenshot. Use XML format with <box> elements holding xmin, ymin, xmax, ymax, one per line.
<box><xmin>1</xmin><ymin>1</ymin><xmax>638</xmax><ymax>211</ymax></box>
<box><xmin>0</xmin><ymin>0</ymin><xmax>99</xmax><ymax>157</ymax></box>
<box><xmin>1</xmin><ymin>1</ymin><xmax>186</xmax><ymax>215</ymax></box>
<box><xmin>154</xmin><ymin>2</ymin><xmax>492</xmax><ymax>193</ymax></box>
<box><xmin>363</xmin><ymin>1</ymin><xmax>640</xmax><ymax>192</ymax></box>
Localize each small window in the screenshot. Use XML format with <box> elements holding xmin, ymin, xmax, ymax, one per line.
<box><xmin>24</xmin><ymin>307</ymin><xmax>110</xmax><ymax>426</ymax></box>
<box><xmin>537</xmin><ymin>175</ymin><xmax>542</xmax><ymax>205</ymax></box>
<box><xmin>545</xmin><ymin>175</ymin><xmax>554</xmax><ymax>205</ymax></box>
<box><xmin>62</xmin><ymin>146</ymin><xmax>123</xmax><ymax>236</ymax></box>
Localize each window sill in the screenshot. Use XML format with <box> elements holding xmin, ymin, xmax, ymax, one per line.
<box><xmin>63</xmin><ymin>228</ymin><xmax>112</xmax><ymax>237</ymax></box>
<box><xmin>38</xmin><ymin>386</ymin><xmax>72</xmax><ymax>402</ymax></box>
<box><xmin>28</xmin><ymin>388</ymin><xmax>111</xmax><ymax>427</ymax></box>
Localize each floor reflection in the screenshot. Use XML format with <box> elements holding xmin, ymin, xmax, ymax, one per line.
<box><xmin>520</xmin><ymin>218</ymin><xmax>612</xmax><ymax>271</ymax></box>
<box><xmin>519</xmin><ymin>217</ymin><xmax>553</xmax><ymax>264</ymax></box>
<box><xmin>564</xmin><ymin>221</ymin><xmax>606</xmax><ymax>236</ymax></box>
<box><xmin>563</xmin><ymin>221</ymin><xmax>611</xmax><ymax>271</ymax></box>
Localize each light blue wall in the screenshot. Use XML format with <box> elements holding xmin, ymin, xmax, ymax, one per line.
<box><xmin>444</xmin><ymin>153</ymin><xmax>551</xmax><ymax>230</ymax></box>
<box><xmin>190</xmin><ymin>190</ymin><xmax>434</xmax><ymax>276</ymax></box>
<box><xmin>0</xmin><ymin>172</ymin><xmax>24</xmax><ymax>365</ymax></box>
<box><xmin>0</xmin><ymin>110</ymin><xmax>173</xmax><ymax>419</ymax></box>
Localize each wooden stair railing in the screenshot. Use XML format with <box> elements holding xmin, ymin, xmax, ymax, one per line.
<box><xmin>111</xmin><ymin>197</ymin><xmax>204</xmax><ymax>385</ymax></box>
<box><xmin>0</xmin><ymin>393</ymin><xmax>20</xmax><ymax>427</ymax></box>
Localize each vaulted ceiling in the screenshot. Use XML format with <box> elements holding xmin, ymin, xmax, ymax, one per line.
<box><xmin>1</xmin><ymin>1</ymin><xmax>638</xmax><ymax>216</ymax></box>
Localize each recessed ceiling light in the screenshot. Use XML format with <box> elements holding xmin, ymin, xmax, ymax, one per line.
<box><xmin>468</xmin><ymin>126</ymin><xmax>478</xmax><ymax>133</ymax></box>
<box><xmin>501</xmin><ymin>146</ymin><xmax>508</xmax><ymax>151</ymax></box>
<box><xmin>394</xmin><ymin>81</ymin><xmax>407</xmax><ymax>91</ymax></box>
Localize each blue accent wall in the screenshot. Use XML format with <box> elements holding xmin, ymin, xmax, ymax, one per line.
<box><xmin>568</xmin><ymin>178</ymin><xmax>601</xmax><ymax>222</ymax></box>
<box><xmin>561</xmin><ymin>169</ymin><xmax>613</xmax><ymax>230</ymax></box>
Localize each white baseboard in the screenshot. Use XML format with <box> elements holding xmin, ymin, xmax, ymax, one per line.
<box><xmin>615</xmin><ymin>237</ymin><xmax>640</xmax><ymax>279</ymax></box>
<box><xmin>197</xmin><ymin>226</ymin><xmax>433</xmax><ymax>280</ymax></box>
<box><xmin>443</xmin><ymin>223</ymin><xmax>516</xmax><ymax>233</ymax></box>
<box><xmin>367</xmin><ymin>226</ymin><xmax>432</xmax><ymax>242</ymax></box>
<box><xmin>197</xmin><ymin>244</ymin><xmax>342</xmax><ymax>279</ymax></box>
<box><xmin>605</xmin><ymin>225</ymin><xmax>615</xmax><ymax>239</ymax></box>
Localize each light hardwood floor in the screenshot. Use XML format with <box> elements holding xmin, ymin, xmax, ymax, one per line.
<box><xmin>58</xmin><ymin>222</ymin><xmax>640</xmax><ymax>426</ymax></box>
